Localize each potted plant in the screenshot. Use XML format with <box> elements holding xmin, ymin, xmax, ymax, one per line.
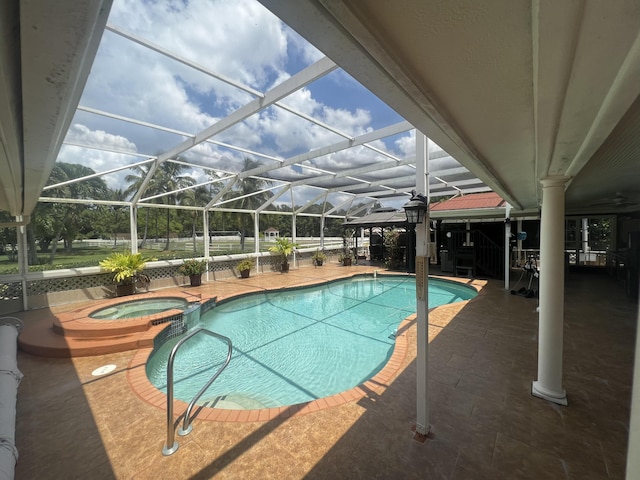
<box><xmin>237</xmin><ymin>258</ymin><xmax>254</xmax><ymax>278</ymax></box>
<box><xmin>312</xmin><ymin>249</ymin><xmax>327</xmax><ymax>266</ymax></box>
<box><xmin>99</xmin><ymin>251</ymin><xmax>155</xmax><ymax>296</ymax></box>
<box><xmin>341</xmin><ymin>228</ymin><xmax>355</xmax><ymax>266</ymax></box>
<box><xmin>268</xmin><ymin>237</ymin><xmax>298</xmax><ymax>273</ymax></box>
<box><xmin>338</xmin><ymin>252</ymin><xmax>353</xmax><ymax>266</ymax></box>
<box><xmin>178</xmin><ymin>258</ymin><xmax>207</xmax><ymax>286</ymax></box>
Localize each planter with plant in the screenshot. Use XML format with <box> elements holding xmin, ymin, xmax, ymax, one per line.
<box><xmin>338</xmin><ymin>252</ymin><xmax>353</xmax><ymax>266</ymax></box>
<box><xmin>268</xmin><ymin>237</ymin><xmax>298</xmax><ymax>273</ymax></box>
<box><xmin>312</xmin><ymin>249</ymin><xmax>327</xmax><ymax>266</ymax></box>
<box><xmin>341</xmin><ymin>228</ymin><xmax>356</xmax><ymax>266</ymax></box>
<box><xmin>178</xmin><ymin>258</ymin><xmax>207</xmax><ymax>286</ymax></box>
<box><xmin>99</xmin><ymin>251</ymin><xmax>155</xmax><ymax>296</ymax></box>
<box><xmin>237</xmin><ymin>258</ymin><xmax>254</xmax><ymax>278</ymax></box>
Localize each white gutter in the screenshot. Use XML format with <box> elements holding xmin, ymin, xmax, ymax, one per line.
<box><xmin>0</xmin><ymin>317</ymin><xmax>23</xmax><ymax>480</ymax></box>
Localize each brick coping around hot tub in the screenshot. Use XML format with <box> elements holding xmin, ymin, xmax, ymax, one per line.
<box><xmin>127</xmin><ymin>315</ymin><xmax>412</xmax><ymax>423</ymax></box>
<box><xmin>52</xmin><ymin>291</ymin><xmax>209</xmax><ymax>338</ymax></box>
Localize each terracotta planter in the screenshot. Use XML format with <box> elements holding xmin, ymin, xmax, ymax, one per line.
<box><xmin>240</xmin><ymin>269</ymin><xmax>250</xmax><ymax>278</ymax></box>
<box><xmin>189</xmin><ymin>274</ymin><xmax>202</xmax><ymax>287</ymax></box>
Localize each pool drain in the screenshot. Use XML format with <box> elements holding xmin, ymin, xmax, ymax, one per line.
<box><xmin>92</xmin><ymin>364</ymin><xmax>117</xmax><ymax>376</ymax></box>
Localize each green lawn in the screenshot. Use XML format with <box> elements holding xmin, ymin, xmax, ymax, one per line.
<box><xmin>0</xmin><ymin>243</ymin><xmax>255</xmax><ymax>274</ymax></box>
<box><xmin>0</xmin><ymin>238</ymin><xmax>326</xmax><ymax>275</ymax></box>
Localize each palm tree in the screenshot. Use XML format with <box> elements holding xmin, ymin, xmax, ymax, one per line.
<box><xmin>155</xmin><ymin>160</ymin><xmax>195</xmax><ymax>250</ymax></box>
<box><xmin>181</xmin><ymin>184</ymin><xmax>213</xmax><ymax>254</ymax></box>
<box><xmin>43</xmin><ymin>162</ymin><xmax>109</xmax><ymax>262</ymax></box>
<box><xmin>229</xmin><ymin>157</ymin><xmax>274</xmax><ymax>250</ymax></box>
<box><xmin>124</xmin><ymin>163</ymin><xmax>155</xmax><ymax>248</ymax></box>
<box><xmin>109</xmin><ymin>189</ymin><xmax>127</xmax><ymax>248</ymax></box>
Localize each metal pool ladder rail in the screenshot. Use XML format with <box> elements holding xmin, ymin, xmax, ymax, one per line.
<box><xmin>162</xmin><ymin>328</ymin><xmax>232</xmax><ymax>456</ymax></box>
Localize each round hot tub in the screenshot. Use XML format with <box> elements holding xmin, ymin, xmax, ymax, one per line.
<box><xmin>89</xmin><ymin>297</ymin><xmax>191</xmax><ymax>320</ymax></box>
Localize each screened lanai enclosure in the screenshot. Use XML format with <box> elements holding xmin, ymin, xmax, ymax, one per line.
<box><xmin>2</xmin><ymin>1</ymin><xmax>640</xmax><ymax>479</ymax></box>
<box><xmin>0</xmin><ymin>1</ymin><xmax>493</xmax><ymax>311</ymax></box>
<box><xmin>2</xmin><ymin>0</ymin><xmax>639</xmax><ymax>313</ymax></box>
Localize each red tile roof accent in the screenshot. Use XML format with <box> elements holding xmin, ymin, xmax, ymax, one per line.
<box><xmin>430</xmin><ymin>192</ymin><xmax>505</xmax><ymax>211</ymax></box>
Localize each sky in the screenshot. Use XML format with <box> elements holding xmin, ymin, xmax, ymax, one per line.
<box><xmin>54</xmin><ymin>0</ymin><xmax>461</xmax><ymax>212</ymax></box>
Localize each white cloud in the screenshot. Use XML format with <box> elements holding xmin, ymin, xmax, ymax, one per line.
<box><xmin>65</xmin><ymin>123</ymin><xmax>138</xmax><ymax>153</ymax></box>
<box><xmin>58</xmin><ymin>0</ymin><xmax>399</xmax><ymax>205</ymax></box>
<box><xmin>395</xmin><ymin>130</ymin><xmax>416</xmax><ymax>157</ymax></box>
<box><xmin>109</xmin><ymin>0</ymin><xmax>290</xmax><ymax>93</ymax></box>
<box><xmin>58</xmin><ymin>124</ymin><xmax>142</xmax><ymax>190</ymax></box>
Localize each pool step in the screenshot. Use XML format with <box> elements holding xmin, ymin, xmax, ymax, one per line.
<box><xmin>206</xmin><ymin>394</ymin><xmax>272</xmax><ymax>410</ymax></box>
<box><xmin>17</xmin><ymin>291</ymin><xmax>212</xmax><ymax>358</ymax></box>
<box><xmin>18</xmin><ymin>316</ymin><xmax>164</xmax><ymax>358</ymax></box>
<box><xmin>51</xmin><ymin>312</ymin><xmax>177</xmax><ymax>338</ymax></box>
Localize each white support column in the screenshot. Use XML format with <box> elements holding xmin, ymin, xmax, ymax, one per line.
<box><xmin>465</xmin><ymin>220</ymin><xmax>471</xmax><ymax>246</ymax></box>
<box><xmin>517</xmin><ymin>219</ymin><xmax>523</xmax><ymax>265</ymax></box>
<box><xmin>203</xmin><ymin>210</ymin><xmax>210</xmax><ymax>259</ymax></box>
<box><xmin>254</xmin><ymin>212</ymin><xmax>260</xmax><ymax>272</ymax></box>
<box><xmin>292</xmin><ymin>213</ymin><xmax>297</xmax><ymax>268</ymax></box>
<box><xmin>415</xmin><ymin>131</ymin><xmax>430</xmax><ymax>436</ymax></box>
<box><xmin>504</xmin><ymin>204</ymin><xmax>511</xmax><ymax>290</ymax></box>
<box><xmin>17</xmin><ymin>218</ymin><xmax>28</xmax><ymax>311</ymax></box>
<box><xmin>581</xmin><ymin>218</ymin><xmax>589</xmax><ymax>264</ymax></box>
<box><xmin>203</xmin><ymin>210</ymin><xmax>210</xmax><ymax>281</ymax></box>
<box><xmin>129</xmin><ymin>206</ymin><xmax>138</xmax><ymax>254</ymax></box>
<box><xmin>532</xmin><ymin>176</ymin><xmax>569</xmax><ymax>406</ymax></box>
<box><xmin>432</xmin><ymin>221</ymin><xmax>438</xmax><ymax>263</ymax></box>
<box><xmin>320</xmin><ymin>216</ymin><xmax>325</xmax><ymax>249</ymax></box>
<box><xmin>626</xmin><ymin>288</ymin><xmax>640</xmax><ymax>479</ymax></box>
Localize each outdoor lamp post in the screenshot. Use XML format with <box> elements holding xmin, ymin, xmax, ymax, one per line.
<box><xmin>404</xmin><ymin>189</ymin><xmax>431</xmax><ymax>437</ymax></box>
<box><xmin>403</xmin><ymin>190</ymin><xmax>429</xmax><ymax>224</ymax></box>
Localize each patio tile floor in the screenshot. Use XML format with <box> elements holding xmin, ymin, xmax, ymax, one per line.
<box><xmin>12</xmin><ymin>263</ymin><xmax>636</xmax><ymax>479</ymax></box>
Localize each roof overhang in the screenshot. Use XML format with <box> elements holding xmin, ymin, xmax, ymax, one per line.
<box><xmin>258</xmin><ymin>0</ymin><xmax>640</xmax><ymax>215</ymax></box>
<box><xmin>0</xmin><ymin>0</ymin><xmax>111</xmax><ymax>217</ymax></box>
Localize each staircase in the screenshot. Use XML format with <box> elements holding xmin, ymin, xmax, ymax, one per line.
<box><xmin>447</xmin><ymin>230</ymin><xmax>504</xmax><ymax>278</ymax></box>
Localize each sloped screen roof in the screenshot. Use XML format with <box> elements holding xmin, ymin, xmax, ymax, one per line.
<box><xmin>36</xmin><ymin>0</ymin><xmax>489</xmax><ymax>220</ymax></box>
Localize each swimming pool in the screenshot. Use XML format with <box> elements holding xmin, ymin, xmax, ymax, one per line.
<box><xmin>146</xmin><ymin>276</ymin><xmax>476</xmax><ymax>409</ymax></box>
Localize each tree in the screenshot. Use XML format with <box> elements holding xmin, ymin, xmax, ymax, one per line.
<box><xmin>228</xmin><ymin>157</ymin><xmax>274</xmax><ymax>250</ymax></box>
<box><xmin>181</xmin><ymin>184</ymin><xmax>214</xmax><ymax>254</ymax></box>
<box><xmin>0</xmin><ymin>211</ymin><xmax>17</xmax><ymax>259</ymax></box>
<box><xmin>124</xmin><ymin>163</ymin><xmax>155</xmax><ymax>248</ymax></box>
<box><xmin>588</xmin><ymin>217</ymin><xmax>611</xmax><ymax>251</ymax></box>
<box><xmin>107</xmin><ymin>189</ymin><xmax>128</xmax><ymax>248</ymax></box>
<box><xmin>154</xmin><ymin>160</ymin><xmax>195</xmax><ymax>250</ymax></box>
<box><xmin>39</xmin><ymin>162</ymin><xmax>109</xmax><ymax>263</ymax></box>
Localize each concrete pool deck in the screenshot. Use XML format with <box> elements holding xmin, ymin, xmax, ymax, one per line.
<box><xmin>13</xmin><ymin>263</ymin><xmax>636</xmax><ymax>479</ymax></box>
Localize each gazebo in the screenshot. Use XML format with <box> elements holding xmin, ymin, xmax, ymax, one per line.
<box><xmin>263</xmin><ymin>227</ymin><xmax>280</xmax><ymax>242</ymax></box>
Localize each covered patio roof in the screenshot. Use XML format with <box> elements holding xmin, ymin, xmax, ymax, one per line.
<box><xmin>343</xmin><ymin>208</ymin><xmax>408</xmax><ymax>229</ymax></box>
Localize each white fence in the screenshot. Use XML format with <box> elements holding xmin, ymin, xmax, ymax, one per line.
<box><xmin>0</xmin><ymin>244</ymin><xmax>350</xmax><ymax>314</ymax></box>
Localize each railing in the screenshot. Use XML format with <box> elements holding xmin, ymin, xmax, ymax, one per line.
<box><xmin>162</xmin><ymin>328</ymin><xmax>233</xmax><ymax>456</ymax></box>
<box><xmin>473</xmin><ymin>230</ymin><xmax>503</xmax><ymax>278</ymax></box>
<box><xmin>446</xmin><ymin>230</ymin><xmax>503</xmax><ymax>278</ymax></box>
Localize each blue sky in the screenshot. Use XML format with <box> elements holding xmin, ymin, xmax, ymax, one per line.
<box><xmin>55</xmin><ymin>0</ymin><xmax>417</xmax><ymax>209</ymax></box>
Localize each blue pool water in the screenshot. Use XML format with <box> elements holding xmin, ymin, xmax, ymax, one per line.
<box><xmin>146</xmin><ymin>276</ymin><xmax>476</xmax><ymax>409</ymax></box>
<box><xmin>89</xmin><ymin>297</ymin><xmax>190</xmax><ymax>320</ymax></box>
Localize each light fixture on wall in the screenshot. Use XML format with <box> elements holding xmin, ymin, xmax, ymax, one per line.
<box><xmin>403</xmin><ymin>190</ymin><xmax>429</xmax><ymax>225</ymax></box>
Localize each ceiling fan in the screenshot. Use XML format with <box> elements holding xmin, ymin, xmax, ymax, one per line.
<box><xmin>589</xmin><ymin>192</ymin><xmax>638</xmax><ymax>208</ymax></box>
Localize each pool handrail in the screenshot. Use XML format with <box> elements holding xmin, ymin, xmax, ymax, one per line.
<box><xmin>162</xmin><ymin>327</ymin><xmax>233</xmax><ymax>456</ymax></box>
